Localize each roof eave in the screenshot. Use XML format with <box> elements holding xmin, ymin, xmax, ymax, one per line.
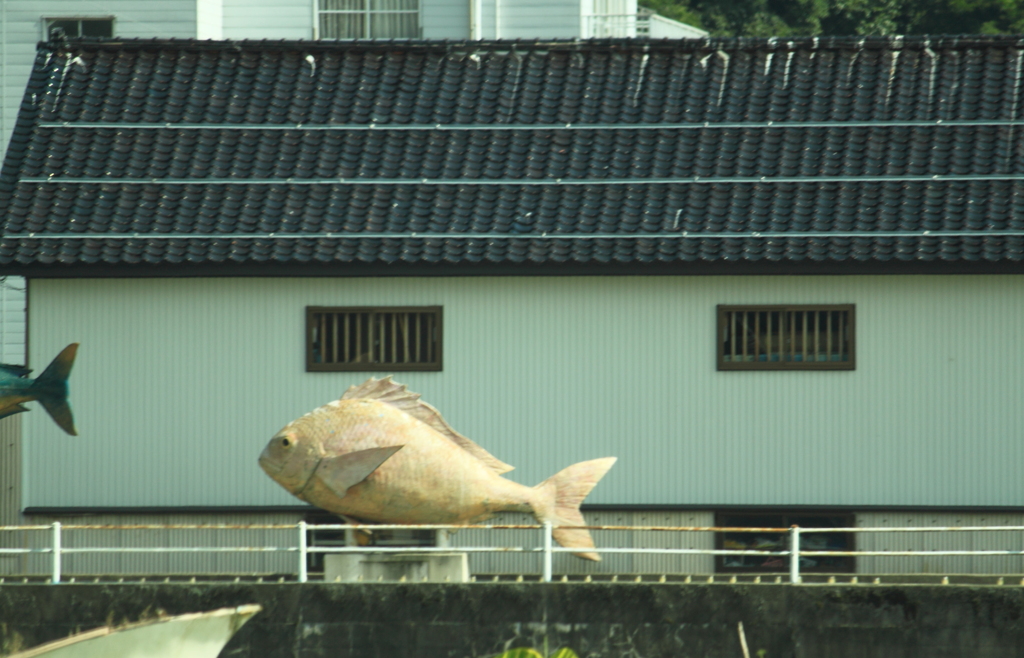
<box><xmin>5</xmin><ymin>258</ymin><xmax>1024</xmax><ymax>278</ymax></box>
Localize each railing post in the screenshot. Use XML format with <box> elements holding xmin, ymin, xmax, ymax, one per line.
<box><xmin>298</xmin><ymin>520</ymin><xmax>308</xmax><ymax>583</ymax></box>
<box><xmin>789</xmin><ymin>525</ymin><xmax>800</xmax><ymax>584</ymax></box>
<box><xmin>51</xmin><ymin>522</ymin><xmax>61</xmax><ymax>584</ymax></box>
<box><xmin>542</xmin><ymin>521</ymin><xmax>553</xmax><ymax>583</ymax></box>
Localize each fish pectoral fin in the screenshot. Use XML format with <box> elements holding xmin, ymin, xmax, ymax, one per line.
<box><xmin>0</xmin><ymin>404</ymin><xmax>30</xmax><ymax>421</ymax></box>
<box><xmin>316</xmin><ymin>446</ymin><xmax>403</xmax><ymax>499</ymax></box>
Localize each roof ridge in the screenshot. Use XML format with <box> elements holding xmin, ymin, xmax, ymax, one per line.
<box><xmin>37</xmin><ymin>34</ymin><xmax>1024</xmax><ymax>54</ymax></box>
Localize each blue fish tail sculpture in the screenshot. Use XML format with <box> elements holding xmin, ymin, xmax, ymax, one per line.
<box><xmin>0</xmin><ymin>343</ymin><xmax>78</xmax><ymax>435</ymax></box>
<box><xmin>31</xmin><ymin>344</ymin><xmax>78</xmax><ymax>435</ymax></box>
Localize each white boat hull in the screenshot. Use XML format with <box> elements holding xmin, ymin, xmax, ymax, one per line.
<box><xmin>9</xmin><ymin>604</ymin><xmax>262</xmax><ymax>658</ymax></box>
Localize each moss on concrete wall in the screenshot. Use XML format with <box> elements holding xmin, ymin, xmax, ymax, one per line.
<box><xmin>1</xmin><ymin>583</ymin><xmax>1023</xmax><ymax>657</ymax></box>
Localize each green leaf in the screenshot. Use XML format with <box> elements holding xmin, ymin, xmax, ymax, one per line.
<box><xmin>548</xmin><ymin>649</ymin><xmax>581</xmax><ymax>658</ymax></box>
<box><xmin>493</xmin><ymin>650</ymin><xmax>545</xmax><ymax>658</ymax></box>
<box><xmin>487</xmin><ymin>646</ymin><xmax>582</xmax><ymax>658</ymax></box>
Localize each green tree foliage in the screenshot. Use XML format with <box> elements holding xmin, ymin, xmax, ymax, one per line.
<box><xmin>641</xmin><ymin>0</ymin><xmax>1024</xmax><ymax>36</ymax></box>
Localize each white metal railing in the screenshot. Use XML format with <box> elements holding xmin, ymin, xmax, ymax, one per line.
<box><xmin>4</xmin><ymin>523</ymin><xmax>1024</xmax><ymax>584</ymax></box>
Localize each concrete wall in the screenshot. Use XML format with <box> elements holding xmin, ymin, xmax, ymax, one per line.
<box><xmin>23</xmin><ymin>274</ymin><xmax>1024</xmax><ymax>510</ymax></box>
<box><xmin>3</xmin><ymin>583</ymin><xmax>1024</xmax><ymax>657</ymax></box>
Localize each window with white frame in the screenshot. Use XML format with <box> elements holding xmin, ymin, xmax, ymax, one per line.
<box><xmin>316</xmin><ymin>0</ymin><xmax>419</xmax><ymax>39</ymax></box>
<box><xmin>45</xmin><ymin>18</ymin><xmax>114</xmax><ymax>40</ymax></box>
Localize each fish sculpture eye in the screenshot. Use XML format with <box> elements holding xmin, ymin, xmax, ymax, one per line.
<box><xmin>281</xmin><ymin>438</ymin><xmax>290</xmax><ymax>447</ymax></box>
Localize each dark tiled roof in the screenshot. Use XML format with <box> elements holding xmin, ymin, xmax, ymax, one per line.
<box><xmin>2</xmin><ymin>36</ymin><xmax>1024</xmax><ymax>272</ymax></box>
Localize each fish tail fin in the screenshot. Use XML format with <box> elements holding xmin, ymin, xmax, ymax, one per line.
<box><xmin>29</xmin><ymin>344</ymin><xmax>78</xmax><ymax>436</ymax></box>
<box><xmin>532</xmin><ymin>457</ymin><xmax>616</xmax><ymax>561</ymax></box>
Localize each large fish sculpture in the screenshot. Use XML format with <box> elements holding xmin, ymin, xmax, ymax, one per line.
<box><xmin>0</xmin><ymin>343</ymin><xmax>78</xmax><ymax>435</ymax></box>
<box><xmin>259</xmin><ymin>377</ymin><xmax>616</xmax><ymax>560</ymax></box>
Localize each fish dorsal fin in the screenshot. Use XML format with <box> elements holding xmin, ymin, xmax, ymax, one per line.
<box><xmin>0</xmin><ymin>364</ymin><xmax>30</xmax><ymax>378</ymax></box>
<box><xmin>341</xmin><ymin>376</ymin><xmax>514</xmax><ymax>474</ymax></box>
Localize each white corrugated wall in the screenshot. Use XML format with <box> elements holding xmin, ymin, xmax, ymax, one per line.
<box><xmin>0</xmin><ymin>416</ymin><xmax>22</xmax><ymax>576</ymax></box>
<box><xmin>7</xmin><ymin>273</ymin><xmax>1024</xmax><ymax>577</ymax></box>
<box><xmin>23</xmin><ymin>275</ymin><xmax>1024</xmax><ymax>510</ymax></box>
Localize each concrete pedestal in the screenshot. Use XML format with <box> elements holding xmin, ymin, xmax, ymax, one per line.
<box><xmin>324</xmin><ymin>552</ymin><xmax>470</xmax><ymax>583</ymax></box>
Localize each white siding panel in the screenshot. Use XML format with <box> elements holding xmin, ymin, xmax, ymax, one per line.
<box><xmin>197</xmin><ymin>0</ymin><xmax>224</xmax><ymax>39</ymax></box>
<box><xmin>476</xmin><ymin>0</ymin><xmax>495</xmax><ymax>38</ymax></box>
<box><xmin>464</xmin><ymin>0</ymin><xmax>581</xmax><ymax>38</ymax></box>
<box><xmin>421</xmin><ymin>0</ymin><xmax>470</xmax><ymax>39</ymax></box>
<box><xmin>0</xmin><ymin>278</ymin><xmax>26</xmax><ymax>365</ymax></box>
<box><xmin>23</xmin><ymin>275</ymin><xmax>1024</xmax><ymax>510</ymax></box>
<box><xmin>222</xmin><ymin>0</ymin><xmax>313</xmax><ymax>39</ymax></box>
<box><xmin>497</xmin><ymin>0</ymin><xmax>581</xmax><ymax>37</ymax></box>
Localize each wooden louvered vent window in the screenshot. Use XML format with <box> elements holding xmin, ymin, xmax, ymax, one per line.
<box><xmin>717</xmin><ymin>305</ymin><xmax>855</xmax><ymax>371</ymax></box>
<box><xmin>307</xmin><ymin>306</ymin><xmax>442</xmax><ymax>372</ymax></box>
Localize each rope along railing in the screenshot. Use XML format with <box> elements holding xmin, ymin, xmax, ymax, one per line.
<box><xmin>3</xmin><ymin>523</ymin><xmax>1024</xmax><ymax>584</ymax></box>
